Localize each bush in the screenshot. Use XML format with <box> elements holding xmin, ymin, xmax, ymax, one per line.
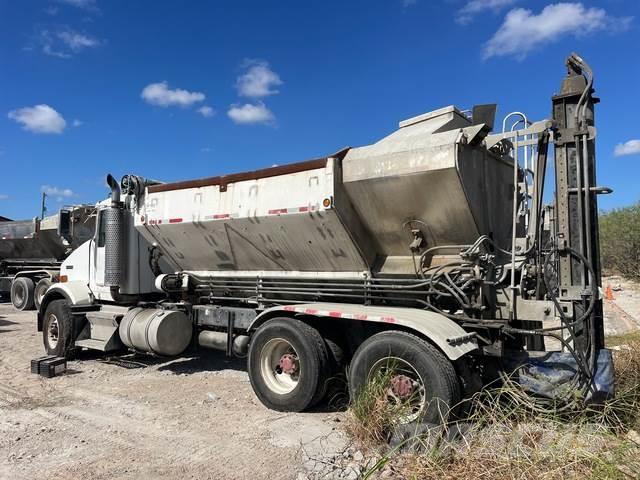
<box><xmin>599</xmin><ymin>203</ymin><xmax>640</xmax><ymax>281</ymax></box>
<box><xmin>350</xmin><ymin>336</ymin><xmax>640</xmax><ymax>479</ymax></box>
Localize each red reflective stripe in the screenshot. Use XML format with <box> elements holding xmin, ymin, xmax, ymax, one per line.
<box><xmin>213</xmin><ymin>214</ymin><xmax>230</xmax><ymax>219</ymax></box>
<box><xmin>304</xmin><ymin>308</ymin><xmax>318</xmax><ymax>315</ymax></box>
<box><xmin>354</xmin><ymin>314</ymin><xmax>368</xmax><ymax>320</ymax></box>
<box><xmin>380</xmin><ymin>316</ymin><xmax>396</xmax><ymax>324</ymax></box>
<box><xmin>268</xmin><ymin>208</ymin><xmax>288</xmax><ymax>215</ymax></box>
<box><xmin>298</xmin><ymin>206</ymin><xmax>309</xmax><ymax>212</ymax></box>
<box><xmin>328</xmin><ymin>311</ymin><xmax>342</xmax><ymax>318</ymax></box>
<box><xmin>169</xmin><ymin>218</ymin><xmax>183</xmax><ymax>223</ymax></box>
<box><xmin>283</xmin><ymin>306</ymin><xmax>295</xmax><ymax>311</ymax></box>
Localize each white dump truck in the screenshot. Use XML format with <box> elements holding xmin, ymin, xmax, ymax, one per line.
<box><xmin>37</xmin><ymin>55</ymin><xmax>611</xmax><ymax>421</ymax></box>
<box><xmin>0</xmin><ymin>206</ymin><xmax>95</xmax><ymax>311</ymax></box>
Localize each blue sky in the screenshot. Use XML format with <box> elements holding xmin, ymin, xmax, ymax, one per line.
<box><xmin>1</xmin><ymin>0</ymin><xmax>639</xmax><ymax>219</ymax></box>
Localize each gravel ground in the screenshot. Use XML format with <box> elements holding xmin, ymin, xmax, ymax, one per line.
<box><xmin>602</xmin><ymin>276</ymin><xmax>640</xmax><ymax>336</ymax></box>
<box><xmin>0</xmin><ymin>304</ymin><xmax>349</xmax><ymax>480</ymax></box>
<box><xmin>0</xmin><ymin>278</ymin><xmax>638</xmax><ymax>480</ymax></box>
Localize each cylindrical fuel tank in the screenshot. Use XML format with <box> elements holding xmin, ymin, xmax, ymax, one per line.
<box><xmin>119</xmin><ymin>308</ymin><xmax>192</xmax><ymax>356</ymax></box>
<box><xmin>198</xmin><ymin>330</ymin><xmax>250</xmax><ymax>355</ymax></box>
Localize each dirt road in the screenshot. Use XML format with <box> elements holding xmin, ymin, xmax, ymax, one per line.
<box><xmin>1</xmin><ymin>278</ymin><xmax>639</xmax><ymax>480</ymax></box>
<box><xmin>0</xmin><ymin>304</ymin><xmax>348</xmax><ymax>480</ymax></box>
<box><xmin>602</xmin><ymin>276</ymin><xmax>640</xmax><ymax>337</ymax></box>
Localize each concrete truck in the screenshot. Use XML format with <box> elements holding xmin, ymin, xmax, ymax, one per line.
<box><xmin>1</xmin><ymin>206</ymin><xmax>95</xmax><ymax>311</ymax></box>
<box><xmin>37</xmin><ymin>54</ymin><xmax>611</xmax><ymax>422</ymax></box>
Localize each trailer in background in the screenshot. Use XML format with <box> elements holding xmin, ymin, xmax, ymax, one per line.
<box><xmin>0</xmin><ymin>206</ymin><xmax>95</xmax><ymax>310</ymax></box>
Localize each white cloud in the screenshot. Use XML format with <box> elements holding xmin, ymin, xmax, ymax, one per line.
<box><xmin>73</xmin><ymin>119</ymin><xmax>83</xmax><ymax>127</ymax></box>
<box><xmin>198</xmin><ymin>106</ymin><xmax>215</xmax><ymax>118</ymax></box>
<box><xmin>402</xmin><ymin>0</ymin><xmax>417</xmax><ymax>7</ymax></box>
<box><xmin>8</xmin><ymin>105</ymin><xmax>66</xmax><ymax>134</ymax></box>
<box><xmin>201</xmin><ymin>147</ymin><xmax>212</xmax><ymax>153</ymax></box>
<box><xmin>58</xmin><ymin>31</ymin><xmax>100</xmax><ymax>51</ymax></box>
<box><xmin>227</xmin><ymin>102</ymin><xmax>275</xmax><ymax>125</ymax></box>
<box><xmin>614</xmin><ymin>139</ymin><xmax>640</xmax><ymax>157</ymax></box>
<box><xmin>56</xmin><ymin>0</ymin><xmax>96</xmax><ymax>9</ymax></box>
<box><xmin>39</xmin><ymin>29</ymin><xmax>101</xmax><ymax>58</ymax></box>
<box><xmin>236</xmin><ymin>60</ymin><xmax>282</xmax><ymax>98</ymax></box>
<box><xmin>0</xmin><ymin>194</ymin><xmax>8</xmax><ymax>201</ymax></box>
<box><xmin>484</xmin><ymin>3</ymin><xmax>633</xmax><ymax>60</ymax></box>
<box><xmin>41</xmin><ymin>185</ymin><xmax>75</xmax><ymax>202</ymax></box>
<box><xmin>456</xmin><ymin>0</ymin><xmax>518</xmax><ymax>25</ymax></box>
<box><xmin>40</xmin><ymin>31</ymin><xmax>70</xmax><ymax>58</ymax></box>
<box><xmin>141</xmin><ymin>81</ymin><xmax>206</xmax><ymax>107</ymax></box>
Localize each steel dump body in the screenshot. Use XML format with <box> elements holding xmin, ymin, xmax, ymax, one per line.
<box><xmin>0</xmin><ymin>217</ymin><xmax>66</xmax><ymax>261</ymax></box>
<box><xmin>0</xmin><ymin>209</ymin><xmax>95</xmax><ymax>263</ymax></box>
<box><xmin>134</xmin><ymin>106</ymin><xmax>513</xmax><ymax>277</ymax></box>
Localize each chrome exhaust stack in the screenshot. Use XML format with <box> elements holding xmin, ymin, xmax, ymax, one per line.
<box><xmin>105</xmin><ymin>174</ymin><xmax>125</xmax><ymax>293</ymax></box>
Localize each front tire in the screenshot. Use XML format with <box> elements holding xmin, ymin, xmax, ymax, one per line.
<box><xmin>42</xmin><ymin>299</ymin><xmax>76</xmax><ymax>358</ymax></box>
<box><xmin>11</xmin><ymin>277</ymin><xmax>35</xmax><ymax>311</ymax></box>
<box><xmin>248</xmin><ymin>318</ymin><xmax>330</xmax><ymax>412</ymax></box>
<box><xmin>349</xmin><ymin>331</ymin><xmax>461</xmax><ymax>425</ymax></box>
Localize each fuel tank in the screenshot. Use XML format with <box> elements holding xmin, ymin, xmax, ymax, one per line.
<box><xmin>119</xmin><ymin>308</ymin><xmax>192</xmax><ymax>356</ymax></box>
<box><xmin>133</xmin><ymin>106</ymin><xmax>513</xmax><ymax>276</ymax></box>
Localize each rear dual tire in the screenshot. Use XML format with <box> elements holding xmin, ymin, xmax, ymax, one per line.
<box><xmin>34</xmin><ymin>278</ymin><xmax>52</xmax><ymax>311</ymax></box>
<box><xmin>248</xmin><ymin>318</ymin><xmax>331</xmax><ymax>412</ymax></box>
<box><xmin>349</xmin><ymin>331</ymin><xmax>461</xmax><ymax>425</ymax></box>
<box><xmin>10</xmin><ymin>277</ymin><xmax>35</xmax><ymax>311</ymax></box>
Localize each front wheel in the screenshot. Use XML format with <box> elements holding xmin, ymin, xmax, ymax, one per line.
<box><xmin>248</xmin><ymin>318</ymin><xmax>330</xmax><ymax>412</ymax></box>
<box><xmin>349</xmin><ymin>331</ymin><xmax>461</xmax><ymax>425</ymax></box>
<box><xmin>42</xmin><ymin>299</ymin><xmax>76</xmax><ymax>358</ymax></box>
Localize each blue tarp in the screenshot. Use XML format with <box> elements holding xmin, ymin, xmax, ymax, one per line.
<box><xmin>506</xmin><ymin>348</ymin><xmax>615</xmax><ymax>402</ymax></box>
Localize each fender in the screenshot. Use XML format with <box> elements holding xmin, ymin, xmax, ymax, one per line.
<box><xmin>249</xmin><ymin>303</ymin><xmax>478</xmax><ymax>361</ymax></box>
<box><xmin>37</xmin><ymin>281</ymin><xmax>94</xmax><ymax>331</ymax></box>
<box><xmin>13</xmin><ymin>269</ymin><xmax>58</xmax><ymax>281</ymax></box>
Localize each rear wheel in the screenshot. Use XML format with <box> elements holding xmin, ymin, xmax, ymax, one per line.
<box><xmin>42</xmin><ymin>299</ymin><xmax>76</xmax><ymax>358</ymax></box>
<box><xmin>34</xmin><ymin>278</ymin><xmax>52</xmax><ymax>311</ymax></box>
<box><xmin>11</xmin><ymin>277</ymin><xmax>35</xmax><ymax>311</ymax></box>
<box><xmin>248</xmin><ymin>318</ymin><xmax>330</xmax><ymax>412</ymax></box>
<box><xmin>349</xmin><ymin>331</ymin><xmax>461</xmax><ymax>425</ymax></box>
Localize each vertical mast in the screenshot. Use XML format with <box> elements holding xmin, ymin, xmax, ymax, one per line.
<box><xmin>552</xmin><ymin>53</ymin><xmax>604</xmax><ymax>351</ymax></box>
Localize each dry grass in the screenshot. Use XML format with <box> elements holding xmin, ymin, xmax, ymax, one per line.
<box><xmin>347</xmin><ymin>337</ymin><xmax>640</xmax><ymax>480</ymax></box>
<box><xmin>607</xmin><ymin>330</ymin><xmax>640</xmax><ymax>348</ymax></box>
<box><xmin>347</xmin><ymin>365</ymin><xmax>416</xmax><ymax>445</ymax></box>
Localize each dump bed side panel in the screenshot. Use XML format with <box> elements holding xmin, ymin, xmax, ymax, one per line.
<box><xmin>136</xmin><ymin>162</ymin><xmax>369</xmax><ymax>273</ymax></box>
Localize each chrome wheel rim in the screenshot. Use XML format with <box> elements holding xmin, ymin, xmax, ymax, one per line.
<box><xmin>47</xmin><ymin>314</ymin><xmax>60</xmax><ymax>349</ymax></box>
<box><xmin>370</xmin><ymin>356</ymin><xmax>427</xmax><ymax>423</ymax></box>
<box><xmin>260</xmin><ymin>338</ymin><xmax>300</xmax><ymax>395</ymax></box>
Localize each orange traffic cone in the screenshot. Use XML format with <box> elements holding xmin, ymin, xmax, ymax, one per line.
<box><xmin>605</xmin><ymin>285</ymin><xmax>614</xmax><ymax>301</ymax></box>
